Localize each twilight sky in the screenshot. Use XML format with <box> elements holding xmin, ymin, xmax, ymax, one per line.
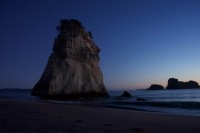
<box><xmin>0</xmin><ymin>0</ymin><xmax>200</xmax><ymax>90</ymax></box>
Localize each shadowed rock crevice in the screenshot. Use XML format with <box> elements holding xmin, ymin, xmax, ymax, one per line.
<box><xmin>32</xmin><ymin>19</ymin><xmax>108</xmax><ymax>98</ymax></box>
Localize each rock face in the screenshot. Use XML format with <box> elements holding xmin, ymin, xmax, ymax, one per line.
<box><xmin>147</xmin><ymin>84</ymin><xmax>164</xmax><ymax>90</ymax></box>
<box><xmin>166</xmin><ymin>78</ymin><xmax>200</xmax><ymax>89</ymax></box>
<box><xmin>31</xmin><ymin>19</ymin><xmax>108</xmax><ymax>98</ymax></box>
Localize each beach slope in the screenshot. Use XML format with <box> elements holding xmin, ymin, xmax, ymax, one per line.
<box><xmin>0</xmin><ymin>99</ymin><xmax>200</xmax><ymax>133</ymax></box>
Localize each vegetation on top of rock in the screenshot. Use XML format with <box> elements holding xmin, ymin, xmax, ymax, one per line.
<box><xmin>56</xmin><ymin>19</ymin><xmax>83</xmax><ymax>34</ymax></box>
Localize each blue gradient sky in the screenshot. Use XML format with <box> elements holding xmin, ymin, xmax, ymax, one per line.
<box><xmin>0</xmin><ymin>0</ymin><xmax>200</xmax><ymax>90</ymax></box>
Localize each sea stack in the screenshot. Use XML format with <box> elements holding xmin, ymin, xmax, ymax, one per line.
<box><xmin>31</xmin><ymin>19</ymin><xmax>108</xmax><ymax>98</ymax></box>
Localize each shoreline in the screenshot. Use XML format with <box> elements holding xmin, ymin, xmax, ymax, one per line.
<box><xmin>1</xmin><ymin>99</ymin><xmax>200</xmax><ymax>133</ymax></box>
<box><xmin>31</xmin><ymin>97</ymin><xmax>200</xmax><ymax>117</ymax></box>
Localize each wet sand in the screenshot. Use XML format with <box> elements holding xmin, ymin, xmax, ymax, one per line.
<box><xmin>0</xmin><ymin>99</ymin><xmax>200</xmax><ymax>133</ymax></box>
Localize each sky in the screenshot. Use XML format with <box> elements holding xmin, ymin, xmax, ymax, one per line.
<box><xmin>0</xmin><ymin>0</ymin><xmax>200</xmax><ymax>90</ymax></box>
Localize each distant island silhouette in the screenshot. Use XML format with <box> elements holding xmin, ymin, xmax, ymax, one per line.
<box><xmin>147</xmin><ymin>84</ymin><xmax>164</xmax><ymax>90</ymax></box>
<box><xmin>166</xmin><ymin>78</ymin><xmax>200</xmax><ymax>89</ymax></box>
<box><xmin>147</xmin><ymin>78</ymin><xmax>200</xmax><ymax>90</ymax></box>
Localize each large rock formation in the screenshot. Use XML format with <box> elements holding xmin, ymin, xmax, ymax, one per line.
<box><xmin>166</xmin><ymin>78</ymin><xmax>200</xmax><ymax>89</ymax></box>
<box><xmin>147</xmin><ymin>84</ymin><xmax>164</xmax><ymax>90</ymax></box>
<box><xmin>31</xmin><ymin>19</ymin><xmax>108</xmax><ymax>98</ymax></box>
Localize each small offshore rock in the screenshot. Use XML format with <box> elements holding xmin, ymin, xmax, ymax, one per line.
<box><xmin>120</xmin><ymin>91</ymin><xmax>132</xmax><ymax>97</ymax></box>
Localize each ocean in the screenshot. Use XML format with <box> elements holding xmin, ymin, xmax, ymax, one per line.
<box><xmin>107</xmin><ymin>89</ymin><xmax>200</xmax><ymax>116</ymax></box>
<box><xmin>1</xmin><ymin>88</ymin><xmax>200</xmax><ymax>116</ymax></box>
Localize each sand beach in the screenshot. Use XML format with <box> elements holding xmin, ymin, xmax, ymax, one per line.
<box><xmin>0</xmin><ymin>99</ymin><xmax>200</xmax><ymax>133</ymax></box>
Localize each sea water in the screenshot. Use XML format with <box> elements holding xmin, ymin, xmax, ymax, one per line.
<box><xmin>107</xmin><ymin>89</ymin><xmax>200</xmax><ymax>116</ymax></box>
<box><xmin>1</xmin><ymin>89</ymin><xmax>200</xmax><ymax>116</ymax></box>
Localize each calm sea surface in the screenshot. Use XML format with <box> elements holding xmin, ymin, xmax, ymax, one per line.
<box><xmin>107</xmin><ymin>89</ymin><xmax>200</xmax><ymax>116</ymax></box>
<box><xmin>1</xmin><ymin>89</ymin><xmax>200</xmax><ymax>116</ymax></box>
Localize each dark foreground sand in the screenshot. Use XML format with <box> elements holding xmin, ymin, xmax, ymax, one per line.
<box><xmin>0</xmin><ymin>99</ymin><xmax>200</xmax><ymax>133</ymax></box>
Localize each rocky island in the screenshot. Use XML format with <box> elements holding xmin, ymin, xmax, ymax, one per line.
<box><xmin>166</xmin><ymin>78</ymin><xmax>200</xmax><ymax>89</ymax></box>
<box><xmin>31</xmin><ymin>19</ymin><xmax>108</xmax><ymax>98</ymax></box>
<box><xmin>147</xmin><ymin>84</ymin><xmax>164</xmax><ymax>90</ymax></box>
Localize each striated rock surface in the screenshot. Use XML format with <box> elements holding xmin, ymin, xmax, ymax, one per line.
<box><xmin>166</xmin><ymin>78</ymin><xmax>200</xmax><ymax>89</ymax></box>
<box><xmin>31</xmin><ymin>19</ymin><xmax>108</xmax><ymax>98</ymax></box>
<box><xmin>147</xmin><ymin>84</ymin><xmax>164</xmax><ymax>90</ymax></box>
